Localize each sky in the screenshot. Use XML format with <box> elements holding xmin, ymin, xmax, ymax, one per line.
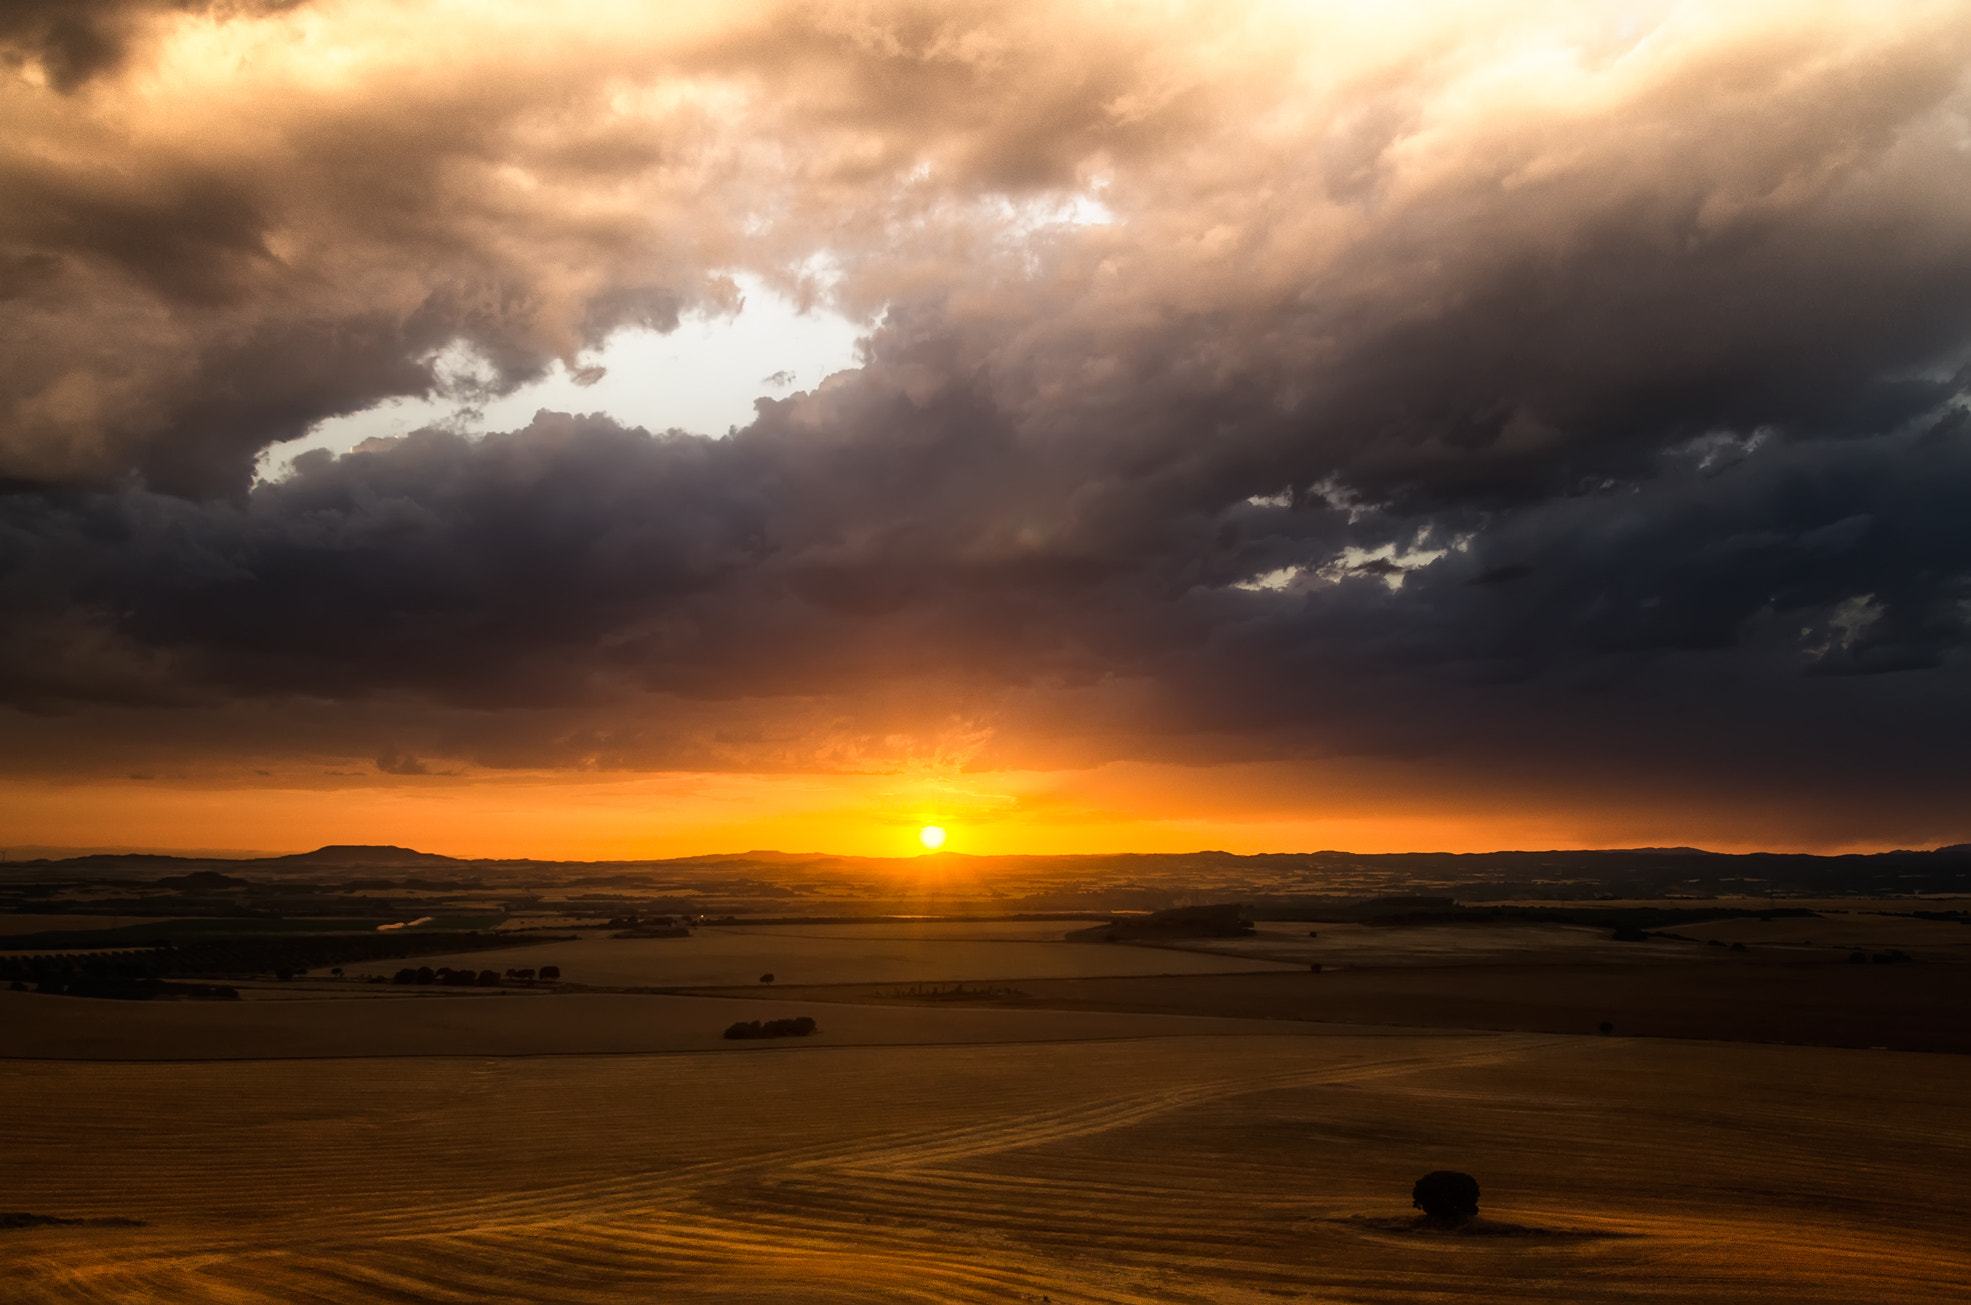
<box><xmin>4</xmin><ymin>0</ymin><xmax>1971</xmax><ymax>859</ymax></box>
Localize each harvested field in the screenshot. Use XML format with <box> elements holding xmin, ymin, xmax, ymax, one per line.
<box><xmin>758</xmin><ymin>958</ymin><xmax>1971</xmax><ymax>1053</ymax></box>
<box><xmin>343</xmin><ymin>922</ymin><xmax>1300</xmax><ymax>989</ymax></box>
<box><xmin>6</xmin><ymin>911</ymin><xmax>1966</xmax><ymax>1302</ymax></box>
<box><xmin>0</xmin><ymin>987</ymin><xmax>1347</xmax><ymax>1060</ymax></box>
<box><xmin>1664</xmin><ymin>910</ymin><xmax>1971</xmax><ymax>955</ymax></box>
<box><xmin>2</xmin><ymin>1034</ymin><xmax>1965</xmax><ymax>1303</ymax></box>
<box><xmin>1174</xmin><ymin>911</ymin><xmax>1971</xmax><ymax>970</ymax></box>
<box><xmin>1175</xmin><ymin>920</ymin><xmax>1707</xmax><ymax>968</ymax></box>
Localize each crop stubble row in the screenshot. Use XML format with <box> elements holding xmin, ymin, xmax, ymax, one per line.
<box><xmin>2</xmin><ymin>1034</ymin><xmax>1966</xmax><ymax>1303</ymax></box>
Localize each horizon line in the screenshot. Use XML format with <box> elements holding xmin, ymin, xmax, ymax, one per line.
<box><xmin>8</xmin><ymin>841</ymin><xmax>1970</xmax><ymax>866</ymax></box>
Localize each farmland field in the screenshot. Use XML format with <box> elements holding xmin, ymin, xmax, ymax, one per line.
<box><xmin>3</xmin><ymin>1030</ymin><xmax>1966</xmax><ymax>1303</ymax></box>
<box><xmin>5</xmin><ymin>905</ymin><xmax>1968</xmax><ymax>1303</ymax></box>
<box><xmin>0</xmin><ymin>987</ymin><xmax>1336</xmax><ymax>1059</ymax></box>
<box><xmin>1169</xmin><ymin>910</ymin><xmax>1971</xmax><ymax>969</ymax></box>
<box><xmin>341</xmin><ymin>920</ymin><xmax>1304</xmax><ymax>989</ymax></box>
<box><xmin>767</xmin><ymin>959</ymin><xmax>1971</xmax><ymax>1052</ymax></box>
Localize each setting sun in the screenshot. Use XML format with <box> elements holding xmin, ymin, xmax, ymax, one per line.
<box><xmin>918</xmin><ymin>825</ymin><xmax>947</xmax><ymax>850</ymax></box>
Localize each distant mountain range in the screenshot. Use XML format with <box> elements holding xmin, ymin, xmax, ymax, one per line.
<box><xmin>8</xmin><ymin>842</ymin><xmax>1968</xmax><ymax>902</ymax></box>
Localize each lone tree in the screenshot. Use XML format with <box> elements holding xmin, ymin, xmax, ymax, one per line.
<box><xmin>1412</xmin><ymin>1171</ymin><xmax>1480</xmax><ymax>1223</ymax></box>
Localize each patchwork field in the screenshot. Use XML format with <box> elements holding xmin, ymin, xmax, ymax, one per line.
<box><xmin>341</xmin><ymin>920</ymin><xmax>1303</xmax><ymax>989</ymax></box>
<box><xmin>4</xmin><ymin>1032</ymin><xmax>1966</xmax><ymax>1303</ymax></box>
<box><xmin>1164</xmin><ymin>906</ymin><xmax>1971</xmax><ymax>970</ymax></box>
<box><xmin>769</xmin><ymin>960</ymin><xmax>1971</xmax><ymax>1053</ymax></box>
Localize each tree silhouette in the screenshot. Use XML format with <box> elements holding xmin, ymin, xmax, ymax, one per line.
<box><xmin>1412</xmin><ymin>1171</ymin><xmax>1480</xmax><ymax>1222</ymax></box>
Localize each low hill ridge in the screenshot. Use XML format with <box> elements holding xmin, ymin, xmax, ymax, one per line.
<box><xmin>264</xmin><ymin>845</ymin><xmax>462</xmax><ymax>866</ymax></box>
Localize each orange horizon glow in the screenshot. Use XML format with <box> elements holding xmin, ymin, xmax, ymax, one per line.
<box><xmin>4</xmin><ymin>759</ymin><xmax>1964</xmax><ymax>862</ymax></box>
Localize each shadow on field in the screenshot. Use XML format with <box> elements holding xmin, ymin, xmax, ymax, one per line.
<box><xmin>1330</xmin><ymin>1214</ymin><xmax>1639</xmax><ymax>1241</ymax></box>
<box><xmin>2</xmin><ymin>1213</ymin><xmax>146</xmax><ymax>1229</ymax></box>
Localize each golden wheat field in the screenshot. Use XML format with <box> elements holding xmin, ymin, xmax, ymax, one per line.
<box><xmin>5</xmin><ymin>1023</ymin><xmax>1968</xmax><ymax>1304</ymax></box>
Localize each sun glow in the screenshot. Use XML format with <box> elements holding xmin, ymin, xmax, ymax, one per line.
<box><xmin>918</xmin><ymin>825</ymin><xmax>947</xmax><ymax>850</ymax></box>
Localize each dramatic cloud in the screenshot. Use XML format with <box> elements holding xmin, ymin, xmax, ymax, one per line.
<box><xmin>4</xmin><ymin>0</ymin><xmax>1971</xmax><ymax>845</ymax></box>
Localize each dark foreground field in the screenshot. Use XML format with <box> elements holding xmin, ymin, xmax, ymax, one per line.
<box><xmin>5</xmin><ymin>1032</ymin><xmax>1969</xmax><ymax>1304</ymax></box>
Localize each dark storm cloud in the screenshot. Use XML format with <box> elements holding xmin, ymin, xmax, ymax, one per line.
<box><xmin>4</xmin><ymin>0</ymin><xmax>1971</xmax><ymax>817</ymax></box>
<box><xmin>4</xmin><ymin>360</ymin><xmax>1969</xmax><ymax>791</ymax></box>
<box><xmin>0</xmin><ymin>0</ymin><xmax>1201</xmax><ymax>493</ymax></box>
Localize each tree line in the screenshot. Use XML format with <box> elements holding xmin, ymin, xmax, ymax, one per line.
<box><xmin>0</xmin><ymin>931</ymin><xmax>555</xmax><ymax>998</ymax></box>
<box><xmin>723</xmin><ymin>1016</ymin><xmax>817</xmax><ymax>1040</ymax></box>
<box><xmin>391</xmin><ymin>964</ymin><xmax>561</xmax><ymax>985</ymax></box>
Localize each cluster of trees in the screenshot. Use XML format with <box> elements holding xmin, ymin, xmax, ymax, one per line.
<box><xmin>891</xmin><ymin>982</ymin><xmax>1027</xmax><ymax>1002</ymax></box>
<box><xmin>1850</xmin><ymin>949</ymin><xmax>1914</xmax><ymax>964</ymax></box>
<box><xmin>723</xmin><ymin>1016</ymin><xmax>817</xmax><ymax>1040</ymax></box>
<box><xmin>1412</xmin><ymin>1171</ymin><xmax>1481</xmax><ymax>1223</ymax></box>
<box><xmin>0</xmin><ymin>931</ymin><xmax>554</xmax><ymax>997</ymax></box>
<box><xmin>389</xmin><ymin>963</ymin><xmax>563</xmax><ymax>985</ymax></box>
<box><xmin>392</xmin><ymin>966</ymin><xmax>498</xmax><ymax>986</ymax></box>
